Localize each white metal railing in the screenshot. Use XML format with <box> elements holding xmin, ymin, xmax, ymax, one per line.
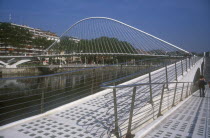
<box><xmin>0</xmin><ymin>56</ymin><xmax>200</xmax><ymax>129</ymax></box>
<box><xmin>100</xmin><ymin>56</ymin><xmax>201</xmax><ymax>138</ymax></box>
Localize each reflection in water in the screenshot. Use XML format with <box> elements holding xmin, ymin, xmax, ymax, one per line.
<box><xmin>0</xmin><ymin>66</ymin><xmax>151</xmax><ymax>125</ymax></box>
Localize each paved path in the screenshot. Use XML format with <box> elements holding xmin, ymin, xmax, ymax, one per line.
<box><xmin>0</xmin><ymin>89</ymin><xmax>115</xmax><ymax>138</ymax></box>
<box><xmin>144</xmin><ymin>87</ymin><xmax>210</xmax><ymax>138</ymax></box>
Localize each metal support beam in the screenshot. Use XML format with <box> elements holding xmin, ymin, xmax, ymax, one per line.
<box><xmin>41</xmin><ymin>90</ymin><xmax>44</xmax><ymax>113</ymax></box>
<box><xmin>91</xmin><ymin>69</ymin><xmax>95</xmax><ymax>94</ymax></box>
<box><xmin>186</xmin><ymin>59</ymin><xmax>188</xmax><ymax>72</ymax></box>
<box><xmin>180</xmin><ymin>83</ymin><xmax>185</xmax><ymax>101</ymax></box>
<box><xmin>181</xmin><ymin>60</ymin><xmax>184</xmax><ymax>75</ymax></box>
<box><xmin>172</xmin><ymin>83</ymin><xmax>178</xmax><ymax>107</ymax></box>
<box><xmin>175</xmin><ymin>62</ymin><xmax>178</xmax><ymax>81</ymax></box>
<box><xmin>126</xmin><ymin>86</ymin><xmax>136</xmax><ymax>138</ymax></box>
<box><xmin>113</xmin><ymin>88</ymin><xmax>120</xmax><ymax>138</ymax></box>
<box><xmin>157</xmin><ymin>84</ymin><xmax>165</xmax><ymax>117</ymax></box>
<box><xmin>165</xmin><ymin>65</ymin><xmax>169</xmax><ymax>89</ymax></box>
<box><xmin>149</xmin><ymin>72</ymin><xmax>153</xmax><ymax>104</ymax></box>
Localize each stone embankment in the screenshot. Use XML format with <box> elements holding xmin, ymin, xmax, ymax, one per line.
<box><xmin>0</xmin><ymin>65</ymin><xmax>150</xmax><ymax>75</ymax></box>
<box><xmin>0</xmin><ymin>68</ymin><xmax>41</xmax><ymax>75</ymax></box>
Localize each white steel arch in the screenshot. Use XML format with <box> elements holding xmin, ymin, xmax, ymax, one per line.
<box><xmin>45</xmin><ymin>17</ymin><xmax>190</xmax><ymax>55</ymax></box>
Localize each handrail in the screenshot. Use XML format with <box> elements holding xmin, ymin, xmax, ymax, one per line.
<box><xmin>99</xmin><ymin>56</ymin><xmax>202</xmax><ymax>137</ymax></box>
<box><xmin>1</xmin><ymin>56</ymin><xmax>183</xmax><ymax>126</ymax></box>
<box><xmin>0</xmin><ymin>56</ymin><xmax>201</xmax><ymax>132</ymax></box>
<box><xmin>101</xmin><ymin>81</ymin><xmax>196</xmax><ymax>138</ymax></box>
<box><xmin>101</xmin><ymin>81</ymin><xmax>193</xmax><ymax>89</ymax></box>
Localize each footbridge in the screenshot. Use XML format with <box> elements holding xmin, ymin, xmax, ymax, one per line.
<box><xmin>138</xmin><ymin>56</ymin><xmax>210</xmax><ymax>138</ymax></box>
<box><xmin>0</xmin><ymin>59</ymin><xmax>31</xmax><ymax>68</ymax></box>
<box><xmin>0</xmin><ymin>17</ymin><xmax>191</xmax><ymax>68</ymax></box>
<box><xmin>0</xmin><ymin>17</ymin><xmax>208</xmax><ymax>138</ymax></box>
<box><xmin>0</xmin><ymin>55</ymin><xmax>207</xmax><ymax>138</ymax></box>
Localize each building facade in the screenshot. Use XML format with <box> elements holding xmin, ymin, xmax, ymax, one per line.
<box><xmin>0</xmin><ymin>22</ymin><xmax>60</xmax><ymax>56</ymax></box>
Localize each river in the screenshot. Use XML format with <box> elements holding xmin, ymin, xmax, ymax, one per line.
<box><xmin>0</xmin><ymin>65</ymin><xmax>153</xmax><ymax>125</ymax></box>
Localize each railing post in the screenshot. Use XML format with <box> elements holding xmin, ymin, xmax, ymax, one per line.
<box><xmin>185</xmin><ymin>59</ymin><xmax>188</xmax><ymax>72</ymax></box>
<box><xmin>172</xmin><ymin>83</ymin><xmax>178</xmax><ymax>107</ymax></box>
<box><xmin>148</xmin><ymin>72</ymin><xmax>153</xmax><ymax>104</ymax></box>
<box><xmin>41</xmin><ymin>90</ymin><xmax>44</xmax><ymax>113</ymax></box>
<box><xmin>126</xmin><ymin>86</ymin><xmax>136</xmax><ymax>138</ymax></box>
<box><xmin>148</xmin><ymin>72</ymin><xmax>155</xmax><ymax>120</ymax></box>
<box><xmin>165</xmin><ymin>65</ymin><xmax>169</xmax><ymax>89</ymax></box>
<box><xmin>112</xmin><ymin>87</ymin><xmax>120</xmax><ymax>138</ymax></box>
<box><xmin>91</xmin><ymin>80</ymin><xmax>94</xmax><ymax>94</ymax></box>
<box><xmin>40</xmin><ymin>78</ymin><xmax>45</xmax><ymax>113</ymax></box>
<box><xmin>175</xmin><ymin>62</ymin><xmax>178</xmax><ymax>81</ymax></box>
<box><xmin>185</xmin><ymin>82</ymin><xmax>189</xmax><ymax>98</ymax></box>
<box><xmin>181</xmin><ymin>60</ymin><xmax>184</xmax><ymax>75</ymax></box>
<box><xmin>180</xmin><ymin>83</ymin><xmax>185</xmax><ymax>101</ymax></box>
<box><xmin>157</xmin><ymin>84</ymin><xmax>165</xmax><ymax>117</ymax></box>
<box><xmin>91</xmin><ymin>69</ymin><xmax>95</xmax><ymax>94</ymax></box>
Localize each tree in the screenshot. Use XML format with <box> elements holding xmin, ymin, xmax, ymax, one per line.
<box><xmin>0</xmin><ymin>22</ymin><xmax>55</xmax><ymax>55</ymax></box>
<box><xmin>50</xmin><ymin>36</ymin><xmax>136</xmax><ymax>54</ymax></box>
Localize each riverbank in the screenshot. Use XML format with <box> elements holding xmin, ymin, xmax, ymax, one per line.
<box><xmin>0</xmin><ymin>68</ymin><xmax>41</xmax><ymax>75</ymax></box>
<box><xmin>0</xmin><ymin>65</ymin><xmax>150</xmax><ymax>76</ymax></box>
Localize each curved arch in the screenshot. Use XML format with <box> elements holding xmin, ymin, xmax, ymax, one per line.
<box><xmin>45</xmin><ymin>17</ymin><xmax>191</xmax><ymax>56</ymax></box>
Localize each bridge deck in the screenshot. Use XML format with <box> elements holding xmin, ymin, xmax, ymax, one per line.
<box><xmin>2</xmin><ymin>88</ymin><xmax>209</xmax><ymax>138</ymax></box>
<box><xmin>0</xmin><ymin>58</ymin><xmax>204</xmax><ymax>138</ymax></box>
<box><xmin>0</xmin><ymin>88</ymin><xmax>114</xmax><ymax>138</ymax></box>
<box><xmin>143</xmin><ymin>87</ymin><xmax>210</xmax><ymax>138</ymax></box>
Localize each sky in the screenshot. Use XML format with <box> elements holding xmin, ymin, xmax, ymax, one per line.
<box><xmin>0</xmin><ymin>0</ymin><xmax>209</xmax><ymax>53</ymax></box>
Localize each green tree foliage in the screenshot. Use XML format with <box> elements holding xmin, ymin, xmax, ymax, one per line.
<box><xmin>51</xmin><ymin>36</ymin><xmax>137</xmax><ymax>54</ymax></box>
<box><xmin>0</xmin><ymin>22</ymin><xmax>55</xmax><ymax>54</ymax></box>
<box><xmin>32</xmin><ymin>37</ymin><xmax>54</xmax><ymax>49</ymax></box>
<box><xmin>0</xmin><ymin>22</ymin><xmax>32</xmax><ymax>48</ymax></box>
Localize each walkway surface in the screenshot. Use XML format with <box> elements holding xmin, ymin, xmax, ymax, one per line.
<box><xmin>2</xmin><ymin>88</ymin><xmax>209</xmax><ymax>138</ymax></box>
<box><xmin>144</xmin><ymin>87</ymin><xmax>210</xmax><ymax>138</ymax></box>
<box><xmin>0</xmin><ymin>90</ymin><xmax>113</xmax><ymax>138</ymax></box>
